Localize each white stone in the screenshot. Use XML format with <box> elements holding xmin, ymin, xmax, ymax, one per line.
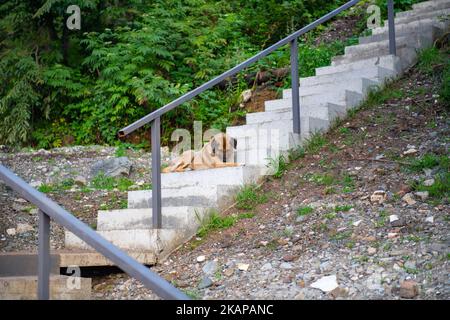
<box><xmin>425</xmin><ymin>216</ymin><xmax>434</xmax><ymax>224</ymax></box>
<box><xmin>389</xmin><ymin>215</ymin><xmax>399</xmax><ymax>223</ymax></box>
<box><xmin>423</xmin><ymin>179</ymin><xmax>435</xmax><ymax>187</ymax></box>
<box><xmin>196</xmin><ymin>255</ymin><xmax>206</xmax><ymax>263</ymax></box>
<box><xmin>403</xmin><ymin>148</ymin><xmax>418</xmax><ymax>155</ymax></box>
<box><xmin>370</xmin><ymin>190</ymin><xmax>386</xmax><ymax>204</ymax></box>
<box><xmin>240</xmin><ymin>89</ymin><xmax>253</xmax><ymax>103</ymax></box>
<box><xmin>310</xmin><ymin>275</ymin><xmax>339</xmax><ymax>292</ymax></box>
<box><xmin>352</xmin><ymin>220</ymin><xmax>362</xmax><ymax>227</ymax></box>
<box><xmin>415</xmin><ymin>191</ymin><xmax>429</xmax><ymax>201</ymax></box>
<box><xmin>402</xmin><ymin>193</ymin><xmax>416</xmax><ymax>205</ymax></box>
<box><xmin>6</xmin><ymin>228</ymin><xmax>16</xmax><ymax>236</ymax></box>
<box><xmin>237</xmin><ymin>263</ymin><xmax>250</xmax><ymax>271</ymax></box>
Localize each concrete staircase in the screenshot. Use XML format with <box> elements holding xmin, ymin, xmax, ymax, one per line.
<box><xmin>0</xmin><ymin>252</ymin><xmax>91</xmax><ymax>299</ymax></box>
<box><xmin>63</xmin><ymin>0</ymin><xmax>450</xmax><ymax>266</ymax></box>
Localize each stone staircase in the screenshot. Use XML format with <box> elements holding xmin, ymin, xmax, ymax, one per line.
<box><xmin>63</xmin><ymin>0</ymin><xmax>450</xmax><ymax>266</ymax></box>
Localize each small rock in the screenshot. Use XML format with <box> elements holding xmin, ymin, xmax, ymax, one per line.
<box><xmin>389</xmin><ymin>215</ymin><xmax>399</xmax><ymax>223</ymax></box>
<box><xmin>259</xmin><ymin>241</ymin><xmax>269</xmax><ymax>246</ymax></box>
<box><xmin>425</xmin><ymin>216</ymin><xmax>434</xmax><ymax>224</ymax></box>
<box><xmin>367</xmin><ymin>247</ymin><xmax>377</xmax><ymax>255</ymax></box>
<box><xmin>74</xmin><ymin>176</ymin><xmax>88</xmax><ymax>186</ymax></box>
<box><xmin>198</xmin><ymin>277</ymin><xmax>213</xmax><ymax>289</ymax></box>
<box><xmin>282</xmin><ymin>254</ymin><xmax>296</xmax><ymax>262</ymax></box>
<box><xmin>6</xmin><ymin>228</ymin><xmax>16</xmax><ymax>236</ymax></box>
<box><xmin>330</xmin><ymin>287</ymin><xmax>348</xmax><ymax>299</ymax></box>
<box><xmin>399</xmin><ymin>280</ymin><xmax>419</xmax><ymax>299</ymax></box>
<box><xmin>310</xmin><ymin>275</ymin><xmax>339</xmax><ymax>293</ymax></box>
<box><xmin>388</xmin><ymin>232</ymin><xmax>399</xmax><ymax>239</ymax></box>
<box><xmin>352</xmin><ymin>220</ymin><xmax>362</xmax><ymax>227</ymax></box>
<box><xmin>402</xmin><ymin>193</ymin><xmax>416</xmax><ymax>205</ymax></box>
<box><xmin>196</xmin><ymin>255</ymin><xmax>206</xmax><ymax>263</ymax></box>
<box><xmin>237</xmin><ymin>263</ymin><xmax>249</xmax><ymax>271</ymax></box>
<box><xmin>240</xmin><ymin>89</ymin><xmax>252</xmax><ymax>103</ymax></box>
<box><xmin>415</xmin><ymin>191</ymin><xmax>429</xmax><ymax>201</ymax></box>
<box><xmin>370</xmin><ymin>190</ymin><xmax>387</xmax><ymax>204</ymax></box>
<box><xmin>403</xmin><ymin>148</ymin><xmax>418</xmax><ymax>155</ymax></box>
<box><xmin>91</xmin><ymin>157</ymin><xmax>132</xmax><ymax>178</ymax></box>
<box><xmin>16</xmin><ymin>223</ymin><xmax>33</xmax><ymax>234</ymax></box>
<box><xmin>223</xmin><ymin>268</ymin><xmax>234</xmax><ymax>277</ymax></box>
<box><xmin>261</xmin><ymin>263</ymin><xmax>273</xmax><ymax>271</ymax></box>
<box><xmin>280</xmin><ymin>262</ymin><xmax>293</xmax><ymax>270</ymax></box>
<box><xmin>294</xmin><ymin>292</ymin><xmax>305</xmax><ymax>300</ymax></box>
<box><xmin>423</xmin><ymin>179</ymin><xmax>435</xmax><ymax>187</ymax></box>
<box><xmin>202</xmin><ymin>261</ymin><xmax>218</xmax><ymax>276</ymax></box>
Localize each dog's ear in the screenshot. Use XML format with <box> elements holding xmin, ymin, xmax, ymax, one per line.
<box><xmin>232</xmin><ymin>137</ymin><xmax>237</xmax><ymax>149</ymax></box>
<box><xmin>210</xmin><ymin>137</ymin><xmax>217</xmax><ymax>156</ymax></box>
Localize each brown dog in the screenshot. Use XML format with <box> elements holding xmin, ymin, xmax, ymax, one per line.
<box><xmin>163</xmin><ymin>133</ymin><xmax>238</xmax><ymax>173</ymax></box>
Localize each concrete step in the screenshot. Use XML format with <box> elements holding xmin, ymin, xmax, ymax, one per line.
<box><xmin>96</xmin><ymin>207</ymin><xmax>209</xmax><ymax>232</ymax></box>
<box><xmin>361</xmin><ymin>19</ymin><xmax>447</xmax><ymax>44</ymax></box>
<box><xmin>0</xmin><ymin>252</ymin><xmax>60</xmax><ymax>276</ymax></box>
<box><xmin>344</xmin><ymin>32</ymin><xmax>433</xmax><ymax>57</ymax></box>
<box><xmin>57</xmin><ymin>249</ymin><xmax>157</xmax><ymax>267</ymax></box>
<box><xmin>332</xmin><ymin>33</ymin><xmax>433</xmax><ymax>69</ymax></box>
<box><xmin>282</xmin><ymin>77</ymin><xmax>380</xmax><ymax>99</ymax></box>
<box><xmin>227</xmin><ymin>119</ymin><xmax>303</xmax><ymax>151</ymax></box>
<box><xmin>65</xmin><ymin>228</ymin><xmax>197</xmax><ymax>261</ymax></box>
<box><xmin>264</xmin><ymin>89</ymin><xmax>366</xmax><ymax>116</ymax></box>
<box><xmin>161</xmin><ymin>164</ymin><xmax>264</xmax><ymax>188</ymax></box>
<box><xmin>250</xmin><ymin>101</ymin><xmax>349</xmax><ymax>125</ymax></box>
<box><xmin>376</xmin><ymin>8</ymin><xmax>450</xmax><ymax>33</ymax></box>
<box><xmin>315</xmin><ymin>54</ymin><xmax>401</xmax><ymax>76</ymax></box>
<box><xmin>0</xmin><ymin>275</ymin><xmax>91</xmax><ymax>300</ymax></box>
<box><xmin>412</xmin><ymin>0</ymin><xmax>450</xmax><ymax>13</ymax></box>
<box><xmin>128</xmin><ymin>185</ymin><xmax>238</xmax><ymax>210</ymax></box>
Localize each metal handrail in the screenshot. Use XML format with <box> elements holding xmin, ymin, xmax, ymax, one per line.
<box><xmin>0</xmin><ymin>164</ymin><xmax>189</xmax><ymax>300</ymax></box>
<box><xmin>119</xmin><ymin>0</ymin><xmax>397</xmax><ymax>229</ymax></box>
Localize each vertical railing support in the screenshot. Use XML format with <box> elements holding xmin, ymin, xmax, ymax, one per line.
<box><xmin>38</xmin><ymin>210</ymin><xmax>50</xmax><ymax>300</ymax></box>
<box><xmin>387</xmin><ymin>0</ymin><xmax>396</xmax><ymax>56</ymax></box>
<box><xmin>151</xmin><ymin>117</ymin><xmax>162</xmax><ymax>229</ymax></box>
<box><xmin>290</xmin><ymin>38</ymin><xmax>301</xmax><ymax>134</ymax></box>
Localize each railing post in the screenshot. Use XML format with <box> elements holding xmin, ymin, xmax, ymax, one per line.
<box><xmin>290</xmin><ymin>38</ymin><xmax>301</xmax><ymax>135</ymax></box>
<box><xmin>151</xmin><ymin>117</ymin><xmax>162</xmax><ymax>229</ymax></box>
<box><xmin>38</xmin><ymin>209</ymin><xmax>50</xmax><ymax>300</ymax></box>
<box><xmin>387</xmin><ymin>0</ymin><xmax>397</xmax><ymax>56</ymax></box>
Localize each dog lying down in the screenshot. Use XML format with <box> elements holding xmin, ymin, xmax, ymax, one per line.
<box><xmin>162</xmin><ymin>133</ymin><xmax>239</xmax><ymax>173</ymax></box>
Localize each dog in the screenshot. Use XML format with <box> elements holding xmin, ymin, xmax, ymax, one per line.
<box><xmin>162</xmin><ymin>133</ymin><xmax>238</xmax><ymax>173</ymax></box>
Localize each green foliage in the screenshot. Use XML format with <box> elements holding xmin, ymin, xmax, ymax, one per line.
<box><xmin>305</xmin><ymin>133</ymin><xmax>328</xmax><ymax>154</ymax></box>
<box><xmin>334</xmin><ymin>204</ymin><xmax>353</xmax><ymax>212</ymax></box>
<box><xmin>407</xmin><ymin>153</ymin><xmax>449</xmax><ymax>172</ymax></box>
<box><xmin>297</xmin><ymin>205</ymin><xmax>314</xmax><ymax>216</ymax></box>
<box><xmin>0</xmin><ymin>0</ymin><xmax>363</xmax><ymax>148</ymax></box>
<box><xmin>197</xmin><ymin>211</ymin><xmax>235</xmax><ymax>238</ymax></box>
<box><xmin>235</xmin><ymin>184</ymin><xmax>268</xmax><ymax>210</ymax></box>
<box><xmin>267</xmin><ymin>155</ymin><xmax>288</xmax><ymax>179</ymax></box>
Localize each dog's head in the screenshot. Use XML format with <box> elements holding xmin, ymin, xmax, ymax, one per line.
<box><xmin>210</xmin><ymin>133</ymin><xmax>237</xmax><ymax>162</ymax></box>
